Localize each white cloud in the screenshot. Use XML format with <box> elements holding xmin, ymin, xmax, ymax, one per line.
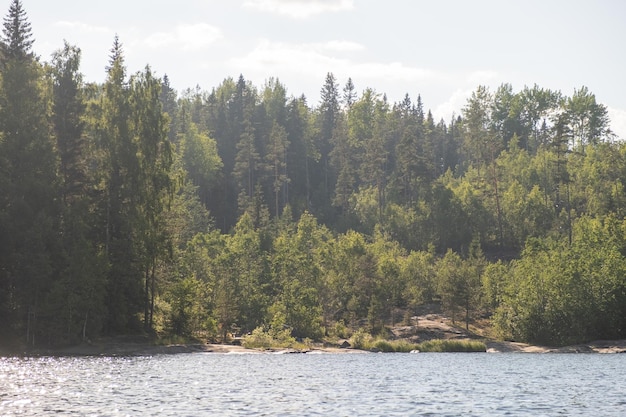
<box><xmin>434</xmin><ymin>88</ymin><xmax>472</xmax><ymax>121</ymax></box>
<box><xmin>242</xmin><ymin>0</ymin><xmax>354</xmax><ymax>18</ymax></box>
<box><xmin>608</xmin><ymin>106</ymin><xmax>626</xmax><ymax>141</ymax></box>
<box><xmin>55</xmin><ymin>21</ymin><xmax>111</xmax><ymax>34</ymax></box>
<box><xmin>317</xmin><ymin>40</ymin><xmax>364</xmax><ymax>52</ymax></box>
<box><xmin>229</xmin><ymin>39</ymin><xmax>435</xmax><ymax>86</ymax></box>
<box><xmin>467</xmin><ymin>70</ymin><xmax>499</xmax><ymax>85</ymax></box>
<box><xmin>142</xmin><ymin>23</ymin><xmax>222</xmax><ymax>51</ymax></box>
<box><xmin>229</xmin><ymin>39</ymin><xmax>338</xmax><ymax>76</ymax></box>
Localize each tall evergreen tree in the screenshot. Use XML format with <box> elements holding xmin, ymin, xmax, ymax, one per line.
<box><xmin>47</xmin><ymin>40</ymin><xmax>108</xmax><ymax>345</ymax></box>
<box><xmin>98</xmin><ymin>36</ymin><xmax>144</xmax><ymax>333</ymax></box>
<box><xmin>159</xmin><ymin>74</ymin><xmax>179</xmax><ymax>143</ymax></box>
<box><xmin>234</xmin><ymin>103</ymin><xmax>260</xmax><ymax>213</ymax></box>
<box><xmin>394</xmin><ymin>94</ymin><xmax>427</xmax><ymax>204</ymax></box>
<box><xmin>1</xmin><ymin>0</ymin><xmax>33</xmax><ymax>62</ymax></box>
<box><xmin>130</xmin><ymin>66</ymin><xmax>174</xmax><ymax>331</ymax></box>
<box><xmin>0</xmin><ymin>0</ymin><xmax>58</xmax><ymax>345</ymax></box>
<box><xmin>316</xmin><ymin>73</ymin><xmax>340</xmax><ymax>215</ymax></box>
<box><xmin>360</xmin><ymin>93</ymin><xmax>390</xmax><ymax>218</ymax></box>
<box><xmin>265</xmin><ymin>121</ymin><xmax>290</xmax><ymax>217</ymax></box>
<box><xmin>285</xmin><ymin>96</ymin><xmax>317</xmax><ymax>214</ymax></box>
<box><xmin>52</xmin><ymin>41</ymin><xmax>87</xmax><ymax>203</ymax></box>
<box><xmin>342</xmin><ymin>77</ymin><xmax>356</xmax><ymax>109</ymax></box>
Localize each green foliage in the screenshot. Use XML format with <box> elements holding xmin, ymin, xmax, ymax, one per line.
<box><xmin>416</xmin><ymin>339</ymin><xmax>486</xmax><ymax>352</ymax></box>
<box><xmin>1</xmin><ymin>0</ymin><xmax>33</xmax><ymax>60</ymax></box>
<box><xmin>369</xmin><ymin>338</ymin><xmax>418</xmax><ymax>353</ymax></box>
<box><xmin>348</xmin><ymin>328</ymin><xmax>374</xmax><ymax>350</ymax></box>
<box><xmin>179</xmin><ymin>122</ymin><xmax>223</xmax><ymax>207</ymax></box>
<box><xmin>241</xmin><ymin>326</ymin><xmax>301</xmax><ymax>350</ymax></box>
<box><xmin>164</xmin><ymin>277</ymin><xmax>207</xmax><ymax>337</ymax></box>
<box><xmin>494</xmin><ymin>217</ymin><xmax>626</xmax><ymax>345</ymax></box>
<box><xmin>347</xmin><ymin>329</ymin><xmax>485</xmax><ymax>352</ymax></box>
<box><xmin>242</xmin><ymin>327</ymin><xmax>275</xmax><ymax>349</ymax></box>
<box><xmin>436</xmin><ymin>249</ymin><xmax>481</xmax><ymax>328</ymax></box>
<box><xmin>401</xmin><ymin>249</ymin><xmax>437</xmax><ymax>309</ymax></box>
<box><xmin>1</xmin><ymin>4</ymin><xmax>625</xmax><ymax>350</ymax></box>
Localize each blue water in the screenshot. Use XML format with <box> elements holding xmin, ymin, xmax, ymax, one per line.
<box><xmin>1</xmin><ymin>352</ymin><xmax>625</xmax><ymax>416</ymax></box>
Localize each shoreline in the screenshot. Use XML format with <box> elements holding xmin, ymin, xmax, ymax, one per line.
<box><xmin>5</xmin><ymin>338</ymin><xmax>626</xmax><ymax>357</ymax></box>
<box><xmin>4</xmin><ymin>314</ymin><xmax>625</xmax><ymax>356</ymax></box>
<box><xmin>485</xmin><ymin>339</ymin><xmax>626</xmax><ymax>354</ymax></box>
<box><xmin>15</xmin><ymin>341</ymin><xmax>367</xmax><ymax>357</ymax></box>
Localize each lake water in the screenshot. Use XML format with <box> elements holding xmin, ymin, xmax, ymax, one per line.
<box><xmin>1</xmin><ymin>352</ymin><xmax>625</xmax><ymax>416</ymax></box>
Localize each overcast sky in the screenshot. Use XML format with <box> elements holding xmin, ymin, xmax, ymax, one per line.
<box><xmin>24</xmin><ymin>0</ymin><xmax>626</xmax><ymax>138</ymax></box>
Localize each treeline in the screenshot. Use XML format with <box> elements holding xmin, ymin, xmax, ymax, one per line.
<box><xmin>1</xmin><ymin>0</ymin><xmax>625</xmax><ymax>349</ymax></box>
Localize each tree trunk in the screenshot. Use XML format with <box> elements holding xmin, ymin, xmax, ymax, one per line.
<box><xmin>144</xmin><ymin>265</ymin><xmax>150</xmax><ymax>332</ymax></box>
<box><xmin>149</xmin><ymin>262</ymin><xmax>156</xmax><ymax>331</ymax></box>
<box><xmin>82</xmin><ymin>311</ymin><xmax>88</xmax><ymax>342</ymax></box>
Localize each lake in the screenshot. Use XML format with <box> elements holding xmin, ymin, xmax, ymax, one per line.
<box><xmin>1</xmin><ymin>352</ymin><xmax>625</xmax><ymax>416</ymax></box>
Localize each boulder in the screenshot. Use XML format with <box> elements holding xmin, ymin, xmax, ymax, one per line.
<box><xmin>338</xmin><ymin>340</ymin><xmax>351</xmax><ymax>348</ymax></box>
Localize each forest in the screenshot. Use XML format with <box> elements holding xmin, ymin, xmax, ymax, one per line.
<box><xmin>1</xmin><ymin>0</ymin><xmax>625</xmax><ymax>350</ymax></box>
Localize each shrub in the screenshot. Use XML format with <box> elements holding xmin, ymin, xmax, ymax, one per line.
<box><xmin>416</xmin><ymin>339</ymin><xmax>486</xmax><ymax>352</ymax></box>
<box><xmin>348</xmin><ymin>330</ymin><xmax>486</xmax><ymax>353</ymax></box>
<box><xmin>329</xmin><ymin>321</ymin><xmax>350</xmax><ymax>339</ymax></box>
<box><xmin>241</xmin><ymin>326</ymin><xmax>300</xmax><ymax>350</ymax></box>
<box><xmin>349</xmin><ymin>328</ymin><xmax>374</xmax><ymax>350</ymax></box>
<box><xmin>242</xmin><ymin>327</ymin><xmax>274</xmax><ymax>349</ymax></box>
<box><xmin>388</xmin><ymin>339</ymin><xmax>418</xmax><ymax>352</ymax></box>
<box><xmin>372</xmin><ymin>339</ymin><xmax>394</xmax><ymax>352</ymax></box>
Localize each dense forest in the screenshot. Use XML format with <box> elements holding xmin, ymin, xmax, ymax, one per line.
<box><xmin>1</xmin><ymin>0</ymin><xmax>625</xmax><ymax>350</ymax></box>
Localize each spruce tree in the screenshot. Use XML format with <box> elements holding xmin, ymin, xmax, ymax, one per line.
<box><xmin>99</xmin><ymin>35</ymin><xmax>144</xmax><ymax>333</ymax></box>
<box><xmin>52</xmin><ymin>41</ymin><xmax>87</xmax><ymax>203</ymax></box>
<box><xmin>0</xmin><ymin>0</ymin><xmax>58</xmax><ymax>345</ymax></box>
<box><xmin>1</xmin><ymin>0</ymin><xmax>33</xmax><ymax>61</ymax></box>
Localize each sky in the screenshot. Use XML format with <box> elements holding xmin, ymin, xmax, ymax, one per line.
<box><xmin>24</xmin><ymin>0</ymin><xmax>626</xmax><ymax>138</ymax></box>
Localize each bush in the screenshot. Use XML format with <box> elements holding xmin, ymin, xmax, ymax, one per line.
<box><xmin>387</xmin><ymin>339</ymin><xmax>418</xmax><ymax>352</ymax></box>
<box><xmin>416</xmin><ymin>339</ymin><xmax>486</xmax><ymax>352</ymax></box>
<box><xmin>349</xmin><ymin>328</ymin><xmax>374</xmax><ymax>350</ymax></box>
<box><xmin>241</xmin><ymin>326</ymin><xmax>301</xmax><ymax>350</ymax></box>
<box><xmin>372</xmin><ymin>339</ymin><xmax>394</xmax><ymax>352</ymax></box>
<box><xmin>328</xmin><ymin>321</ymin><xmax>350</xmax><ymax>339</ymax></box>
<box><xmin>349</xmin><ymin>329</ymin><xmax>486</xmax><ymax>353</ymax></box>
<box><xmin>350</xmin><ymin>331</ymin><xmax>421</xmax><ymax>352</ymax></box>
<box><xmin>242</xmin><ymin>327</ymin><xmax>274</xmax><ymax>349</ymax></box>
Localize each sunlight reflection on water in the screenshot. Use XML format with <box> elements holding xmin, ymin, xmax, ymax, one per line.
<box><xmin>1</xmin><ymin>352</ymin><xmax>625</xmax><ymax>416</ymax></box>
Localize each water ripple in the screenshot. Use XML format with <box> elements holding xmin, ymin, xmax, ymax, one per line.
<box><xmin>1</xmin><ymin>353</ymin><xmax>626</xmax><ymax>416</ymax></box>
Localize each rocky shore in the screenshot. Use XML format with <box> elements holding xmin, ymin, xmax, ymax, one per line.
<box><xmin>24</xmin><ymin>338</ymin><xmax>626</xmax><ymax>357</ymax></box>
<box><xmin>484</xmin><ymin>339</ymin><xmax>626</xmax><ymax>353</ymax></box>
<box><xmin>5</xmin><ymin>314</ymin><xmax>626</xmax><ymax>356</ymax></box>
<box><xmin>20</xmin><ymin>338</ymin><xmax>364</xmax><ymax>357</ymax></box>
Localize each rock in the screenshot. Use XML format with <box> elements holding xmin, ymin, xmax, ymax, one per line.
<box><xmin>338</xmin><ymin>340</ymin><xmax>351</xmax><ymax>348</ymax></box>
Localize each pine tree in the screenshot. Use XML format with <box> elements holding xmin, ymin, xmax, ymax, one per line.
<box><xmin>98</xmin><ymin>36</ymin><xmax>144</xmax><ymax>333</ymax></box>
<box><xmin>159</xmin><ymin>74</ymin><xmax>179</xmax><ymax>143</ymax></box>
<box><xmin>342</xmin><ymin>77</ymin><xmax>356</xmax><ymax>109</ymax></box>
<box><xmin>265</xmin><ymin>121</ymin><xmax>290</xmax><ymax>217</ymax></box>
<box><xmin>1</xmin><ymin>0</ymin><xmax>33</xmax><ymax>62</ymax></box>
<box><xmin>46</xmin><ymin>40</ymin><xmax>109</xmax><ymax>345</ymax></box>
<box><xmin>0</xmin><ymin>0</ymin><xmax>58</xmax><ymax>345</ymax></box>
<box><xmin>317</xmin><ymin>73</ymin><xmax>340</xmax><ymax>202</ymax></box>
<box><xmin>234</xmin><ymin>107</ymin><xmax>260</xmax><ymax>213</ymax></box>
<box><xmin>130</xmin><ymin>66</ymin><xmax>174</xmax><ymax>331</ymax></box>
<box><xmin>52</xmin><ymin>41</ymin><xmax>87</xmax><ymax>203</ymax></box>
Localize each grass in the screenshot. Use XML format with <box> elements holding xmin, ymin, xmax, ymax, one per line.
<box><xmin>349</xmin><ymin>329</ymin><xmax>486</xmax><ymax>352</ymax></box>
<box><xmin>416</xmin><ymin>339</ymin><xmax>486</xmax><ymax>352</ymax></box>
